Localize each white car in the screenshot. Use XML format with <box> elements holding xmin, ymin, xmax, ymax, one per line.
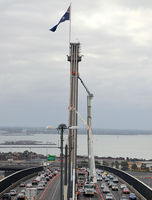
<box><xmin>26</xmin><ymin>183</ymin><xmax>32</xmax><ymax>188</ymax></box>
<box><xmin>20</xmin><ymin>189</ymin><xmax>26</xmax><ymax>195</ymax></box>
<box><xmin>101</xmin><ymin>183</ymin><xmax>106</xmax><ymax>189</ymax></box>
<box><xmin>113</xmin><ymin>178</ymin><xmax>118</xmax><ymax>183</ymax></box>
<box><xmin>37</xmin><ymin>183</ymin><xmax>45</xmax><ymax>190</ymax></box>
<box><xmin>10</xmin><ymin>190</ymin><xmax>17</xmax><ymax>196</ymax></box>
<box><xmin>106</xmin><ymin>193</ymin><xmax>113</xmax><ymax>200</ymax></box>
<box><xmin>112</xmin><ymin>184</ymin><xmax>118</xmax><ymax>191</ymax></box>
<box><xmin>103</xmin><ymin>186</ymin><xmax>110</xmax><ymax>194</ymax></box>
<box><xmin>39</xmin><ymin>181</ymin><xmax>46</xmax><ymax>187</ymax></box>
<box><xmin>16</xmin><ymin>192</ymin><xmax>25</xmax><ymax>199</ymax></box>
<box><xmin>120</xmin><ymin>184</ymin><xmax>127</xmax><ymax>189</ymax></box>
<box><xmin>97</xmin><ymin>177</ymin><xmax>102</xmax><ymax>181</ymax></box>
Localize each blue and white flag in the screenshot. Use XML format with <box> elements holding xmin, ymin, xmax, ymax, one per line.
<box><xmin>50</xmin><ymin>6</ymin><xmax>70</xmax><ymax>32</ymax></box>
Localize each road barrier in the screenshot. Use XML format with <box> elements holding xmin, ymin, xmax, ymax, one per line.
<box><xmin>97</xmin><ymin>165</ymin><xmax>152</xmax><ymax>200</ymax></box>
<box><xmin>0</xmin><ymin>166</ymin><xmax>43</xmax><ymax>194</ymax></box>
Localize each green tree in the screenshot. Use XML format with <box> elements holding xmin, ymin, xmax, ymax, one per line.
<box><xmin>111</xmin><ymin>162</ymin><xmax>115</xmax><ymax>167</ymax></box>
<box><xmin>121</xmin><ymin>161</ymin><xmax>128</xmax><ymax>171</ymax></box>
<box><xmin>132</xmin><ymin>163</ymin><xmax>137</xmax><ymax>171</ymax></box>
<box><xmin>95</xmin><ymin>160</ymin><xmax>101</xmax><ymax>167</ymax></box>
<box><xmin>103</xmin><ymin>161</ymin><xmax>109</xmax><ymax>166</ymax></box>
<box><xmin>141</xmin><ymin>163</ymin><xmax>149</xmax><ymax>172</ymax></box>
<box><xmin>115</xmin><ymin>161</ymin><xmax>119</xmax><ymax>169</ymax></box>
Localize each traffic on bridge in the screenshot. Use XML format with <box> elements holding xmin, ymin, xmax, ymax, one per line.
<box><xmin>0</xmin><ymin>163</ymin><xmax>147</xmax><ymax>200</ymax></box>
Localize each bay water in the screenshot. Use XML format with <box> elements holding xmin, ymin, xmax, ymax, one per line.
<box><xmin>0</xmin><ymin>133</ymin><xmax>151</xmax><ymax>160</ymax></box>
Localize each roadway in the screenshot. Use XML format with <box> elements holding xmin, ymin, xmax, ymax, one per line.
<box><xmin>1</xmin><ymin>168</ymin><xmax>61</xmax><ymax>200</ymax></box>
<box><xmin>38</xmin><ymin>175</ymin><xmax>60</xmax><ymax>200</ymax></box>
<box><xmin>78</xmin><ymin>169</ymin><xmax>141</xmax><ymax>200</ymax></box>
<box><xmin>127</xmin><ymin>171</ymin><xmax>152</xmax><ymax>188</ymax></box>
<box><xmin>97</xmin><ymin>179</ymin><xmax>140</xmax><ymax>200</ymax></box>
<box><xmin>0</xmin><ymin>167</ymin><xmax>147</xmax><ymax>200</ymax></box>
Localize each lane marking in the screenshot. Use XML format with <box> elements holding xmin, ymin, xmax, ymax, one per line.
<box><xmin>96</xmin><ymin>184</ymin><xmax>103</xmax><ymax>200</ymax></box>
<box><xmin>51</xmin><ymin>179</ymin><xmax>60</xmax><ymax>200</ymax></box>
<box><xmin>39</xmin><ymin>173</ymin><xmax>60</xmax><ymax>200</ymax></box>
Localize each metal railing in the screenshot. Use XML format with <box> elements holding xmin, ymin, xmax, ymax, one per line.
<box><xmin>0</xmin><ymin>166</ymin><xmax>43</xmax><ymax>194</ymax></box>
<box><xmin>97</xmin><ymin>165</ymin><xmax>152</xmax><ymax>200</ymax></box>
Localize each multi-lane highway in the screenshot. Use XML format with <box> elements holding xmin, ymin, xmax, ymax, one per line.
<box><xmin>77</xmin><ymin>169</ymin><xmax>141</xmax><ymax>200</ymax></box>
<box><xmin>97</xmin><ymin>178</ymin><xmax>140</xmax><ymax>200</ymax></box>
<box><xmin>1</xmin><ymin>166</ymin><xmax>147</xmax><ymax>200</ymax></box>
<box><xmin>1</xmin><ymin>167</ymin><xmax>61</xmax><ymax>200</ymax></box>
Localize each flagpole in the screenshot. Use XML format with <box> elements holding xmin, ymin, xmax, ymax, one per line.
<box><xmin>69</xmin><ymin>3</ymin><xmax>72</xmax><ymax>47</ymax></box>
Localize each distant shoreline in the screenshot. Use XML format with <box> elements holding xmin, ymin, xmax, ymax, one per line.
<box><xmin>0</xmin><ymin>127</ymin><xmax>152</xmax><ymax>136</ymax></box>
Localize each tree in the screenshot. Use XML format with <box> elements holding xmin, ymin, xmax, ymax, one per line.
<box><xmin>95</xmin><ymin>160</ymin><xmax>101</xmax><ymax>166</ymax></box>
<box><xmin>115</xmin><ymin>161</ymin><xmax>119</xmax><ymax>169</ymax></box>
<box><xmin>111</xmin><ymin>162</ymin><xmax>115</xmax><ymax>167</ymax></box>
<box><xmin>141</xmin><ymin>163</ymin><xmax>149</xmax><ymax>172</ymax></box>
<box><xmin>121</xmin><ymin>161</ymin><xmax>128</xmax><ymax>171</ymax></box>
<box><xmin>103</xmin><ymin>161</ymin><xmax>109</xmax><ymax>166</ymax></box>
<box><xmin>132</xmin><ymin>163</ymin><xmax>137</xmax><ymax>171</ymax></box>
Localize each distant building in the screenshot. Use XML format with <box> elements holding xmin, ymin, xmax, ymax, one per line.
<box><xmin>128</xmin><ymin>161</ymin><xmax>152</xmax><ymax>171</ymax></box>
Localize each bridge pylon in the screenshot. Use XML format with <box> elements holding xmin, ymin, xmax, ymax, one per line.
<box><xmin>67</xmin><ymin>43</ymin><xmax>81</xmax><ymax>199</ymax></box>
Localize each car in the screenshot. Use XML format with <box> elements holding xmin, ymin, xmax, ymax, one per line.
<box><xmin>10</xmin><ymin>190</ymin><xmax>17</xmax><ymax>196</ymax></box>
<box><xmin>20</xmin><ymin>190</ymin><xmax>26</xmax><ymax>195</ymax></box>
<box><xmin>106</xmin><ymin>193</ymin><xmax>113</xmax><ymax>200</ymax></box>
<box><xmin>97</xmin><ymin>172</ymin><xmax>102</xmax><ymax>176</ymax></box>
<box><xmin>39</xmin><ymin>181</ymin><xmax>46</xmax><ymax>187</ymax></box>
<box><xmin>129</xmin><ymin>193</ymin><xmax>136</xmax><ymax>199</ymax></box>
<box><xmin>20</xmin><ymin>183</ymin><xmax>25</xmax><ymax>187</ymax></box>
<box><xmin>16</xmin><ymin>193</ymin><xmax>25</xmax><ymax>200</ymax></box>
<box><xmin>102</xmin><ymin>174</ymin><xmax>106</xmax><ymax>179</ymax></box>
<box><xmin>108</xmin><ymin>181</ymin><xmax>114</xmax><ymax>188</ymax></box>
<box><xmin>120</xmin><ymin>194</ymin><xmax>128</xmax><ymax>200</ymax></box>
<box><xmin>97</xmin><ymin>177</ymin><xmax>102</xmax><ymax>181</ymax></box>
<box><xmin>109</xmin><ymin>175</ymin><xmax>114</xmax><ymax>180</ymax></box>
<box><xmin>37</xmin><ymin>183</ymin><xmax>45</xmax><ymax>190</ymax></box>
<box><xmin>107</xmin><ymin>174</ymin><xmax>110</xmax><ymax>178</ymax></box>
<box><xmin>103</xmin><ymin>186</ymin><xmax>110</xmax><ymax>193</ymax></box>
<box><xmin>113</xmin><ymin>178</ymin><xmax>119</xmax><ymax>183</ymax></box>
<box><xmin>32</xmin><ymin>179</ymin><xmax>38</xmax><ymax>185</ymax></box>
<box><xmin>46</xmin><ymin>177</ymin><xmax>50</xmax><ymax>181</ymax></box>
<box><xmin>49</xmin><ymin>173</ymin><xmax>54</xmax><ymax>178</ymax></box>
<box><xmin>112</xmin><ymin>184</ymin><xmax>118</xmax><ymax>191</ymax></box>
<box><xmin>2</xmin><ymin>193</ymin><xmax>11</xmax><ymax>200</ymax></box>
<box><xmin>123</xmin><ymin>187</ymin><xmax>130</xmax><ymax>194</ymax></box>
<box><xmin>105</xmin><ymin>177</ymin><xmax>109</xmax><ymax>182</ymax></box>
<box><xmin>41</xmin><ymin>178</ymin><xmax>47</xmax><ymax>184</ymax></box>
<box><xmin>53</xmin><ymin>170</ymin><xmax>58</xmax><ymax>175</ymax></box>
<box><xmin>26</xmin><ymin>183</ymin><xmax>32</xmax><ymax>188</ymax></box>
<box><xmin>120</xmin><ymin>184</ymin><xmax>127</xmax><ymax>189</ymax></box>
<box><xmin>101</xmin><ymin>183</ymin><xmax>106</xmax><ymax>189</ymax></box>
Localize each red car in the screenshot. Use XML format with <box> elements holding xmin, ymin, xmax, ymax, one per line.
<box><xmin>123</xmin><ymin>187</ymin><xmax>130</xmax><ymax>194</ymax></box>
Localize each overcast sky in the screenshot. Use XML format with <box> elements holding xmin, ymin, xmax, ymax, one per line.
<box><xmin>0</xmin><ymin>0</ymin><xmax>152</xmax><ymax>130</ymax></box>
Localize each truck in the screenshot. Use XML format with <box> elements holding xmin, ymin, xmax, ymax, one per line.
<box><xmin>26</xmin><ymin>188</ymin><xmax>37</xmax><ymax>200</ymax></box>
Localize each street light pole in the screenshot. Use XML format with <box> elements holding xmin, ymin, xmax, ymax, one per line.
<box><xmin>64</xmin><ymin>144</ymin><xmax>68</xmax><ymax>199</ymax></box>
<box><xmin>46</xmin><ymin>124</ymin><xmax>78</xmax><ymax>200</ymax></box>
<box><xmin>58</xmin><ymin>124</ymin><xmax>67</xmax><ymax>200</ymax></box>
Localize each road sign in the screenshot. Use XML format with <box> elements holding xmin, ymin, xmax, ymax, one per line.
<box><xmin>47</xmin><ymin>155</ymin><xmax>56</xmax><ymax>161</ymax></box>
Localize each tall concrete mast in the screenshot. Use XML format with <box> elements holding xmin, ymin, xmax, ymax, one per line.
<box><xmin>67</xmin><ymin>43</ymin><xmax>81</xmax><ymax>199</ymax></box>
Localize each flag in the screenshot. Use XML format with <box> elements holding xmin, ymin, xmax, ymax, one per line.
<box><xmin>50</xmin><ymin>6</ymin><xmax>70</xmax><ymax>32</ymax></box>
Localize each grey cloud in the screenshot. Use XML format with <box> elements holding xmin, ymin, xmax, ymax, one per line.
<box><xmin>0</xmin><ymin>0</ymin><xmax>152</xmax><ymax>129</ymax></box>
